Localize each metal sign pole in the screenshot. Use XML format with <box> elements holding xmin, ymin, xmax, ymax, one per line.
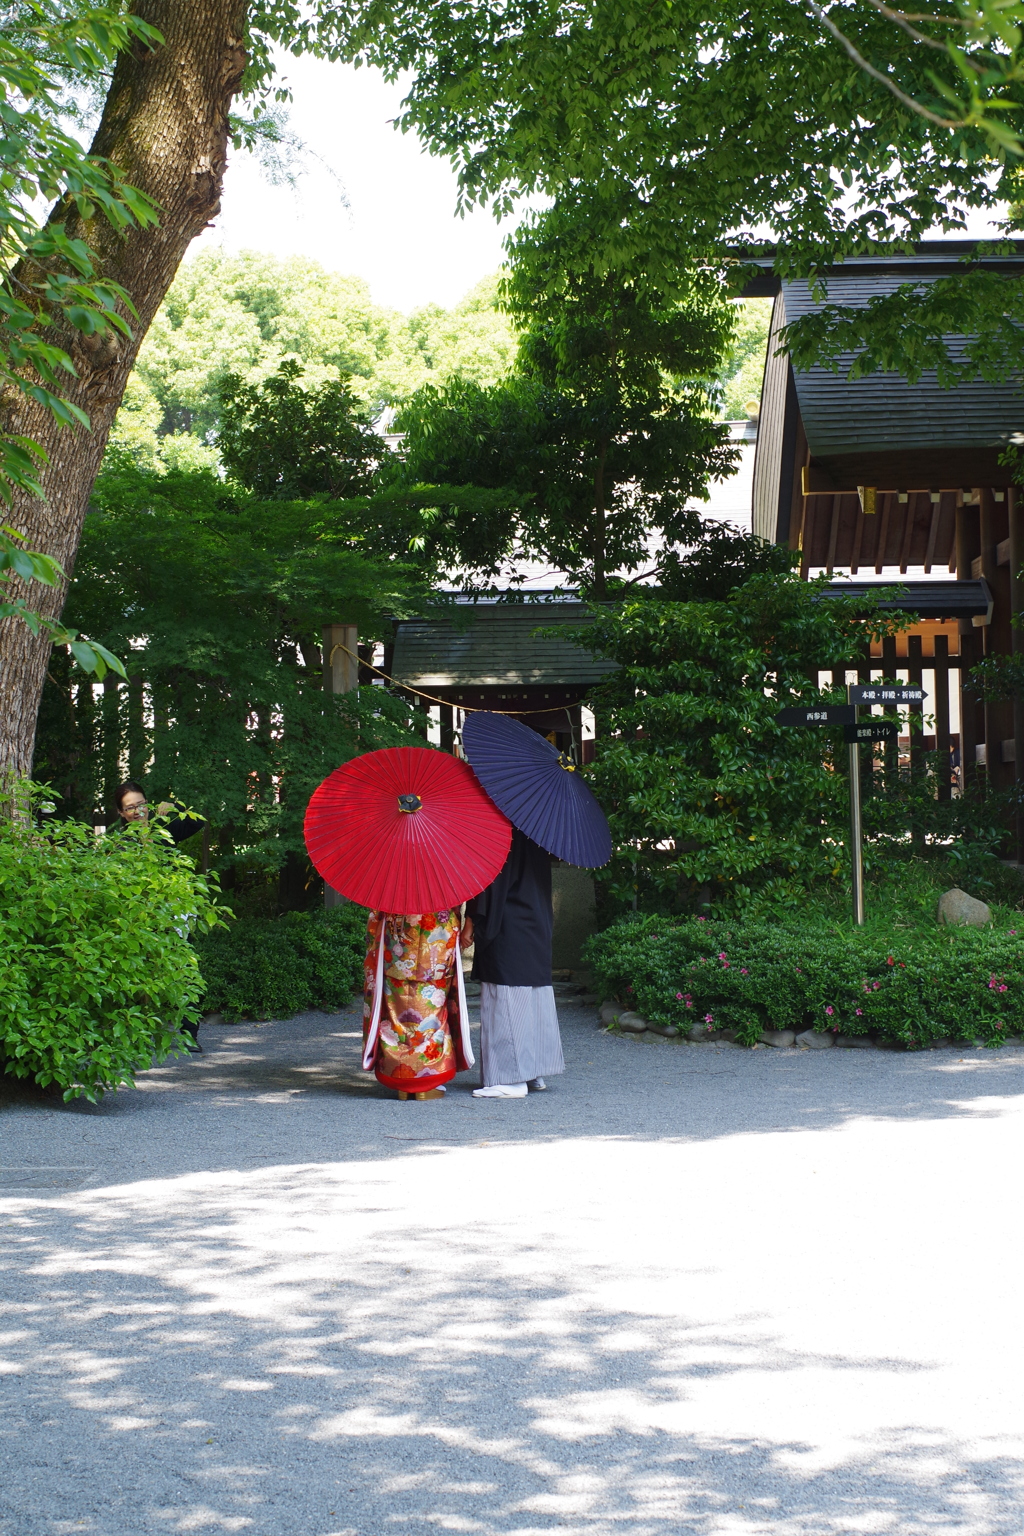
<box><xmin>847</xmin><ymin>687</ymin><xmax>865</xmax><ymax>926</ymax></box>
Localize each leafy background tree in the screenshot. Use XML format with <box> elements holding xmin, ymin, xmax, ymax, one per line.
<box><xmin>389</xmin><ymin>272</ymin><xmax>737</xmax><ymax>595</ymax></box>
<box><xmin>110</xmin><ymin>252</ymin><xmax>518</xmax><ymax>459</ymax></box>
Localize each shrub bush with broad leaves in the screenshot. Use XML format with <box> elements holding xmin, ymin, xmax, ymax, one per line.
<box><xmin>0</xmin><ymin>783</ymin><xmax>226</xmax><ymax>1100</ymax></box>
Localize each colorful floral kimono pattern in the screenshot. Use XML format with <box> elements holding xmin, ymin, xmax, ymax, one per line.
<box><xmin>362</xmin><ymin>911</ymin><xmax>472</xmax><ymax>1092</ymax></box>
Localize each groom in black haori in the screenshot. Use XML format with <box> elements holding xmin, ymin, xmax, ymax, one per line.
<box><xmin>464</xmin><ymin>827</ymin><xmax>565</xmax><ymax>1099</ymax></box>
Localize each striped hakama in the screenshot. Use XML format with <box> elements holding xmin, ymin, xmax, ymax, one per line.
<box><xmin>479</xmin><ymin>983</ymin><xmax>564</xmax><ymax>1087</ymax></box>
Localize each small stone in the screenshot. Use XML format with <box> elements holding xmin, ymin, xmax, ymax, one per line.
<box><xmin>760</xmin><ymin>1029</ymin><xmax>795</xmax><ymax>1048</ymax></box>
<box><xmin>1002</xmin><ymin>1036</ymin><xmax>1024</xmax><ymax>1046</ymax></box>
<box><xmin>795</xmin><ymin>1029</ymin><xmax>835</xmax><ymax>1049</ymax></box>
<box><xmin>551</xmin><ymin>968</ymin><xmax>573</xmax><ymax>981</ymax></box>
<box><xmin>616</xmin><ymin>1011</ymin><xmax>649</xmax><ymax>1034</ymax></box>
<box><xmin>834</xmin><ymin>1034</ymin><xmax>874</xmax><ymax>1049</ymax></box>
<box><xmin>646</xmin><ymin>1021</ymin><xmax>678</xmax><ymax>1038</ymax></box>
<box><xmin>687</xmin><ymin>1025</ymin><xmax>720</xmax><ymax>1042</ymax></box>
<box><xmin>599</xmin><ymin>1001</ymin><xmax>621</xmax><ymax>1026</ymax></box>
<box><xmin>937</xmin><ymin>888</ymin><xmax>992</xmax><ymax>927</ymax></box>
<box><xmin>927</xmin><ymin>1038</ymin><xmax>953</xmax><ymax>1050</ymax></box>
<box><xmin>578</xmin><ymin>992</ymin><xmax>600</xmax><ymax>1006</ymax></box>
<box><xmin>201</xmin><ymin>1012</ymin><xmax>225</xmax><ymax>1027</ymax></box>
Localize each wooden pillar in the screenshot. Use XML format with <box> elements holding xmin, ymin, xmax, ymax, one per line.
<box><xmin>1010</xmin><ymin>487</ymin><xmax>1024</xmax><ymax>862</ymax></box>
<box><xmin>322</xmin><ymin>624</ymin><xmax>359</xmax><ymax>697</ymax></box>
<box><xmin>101</xmin><ymin>674</ymin><xmax>121</xmax><ymax>820</ymax></box>
<box><xmin>933</xmin><ymin>635</ymin><xmax>952</xmax><ymax>803</ymax></box>
<box><xmin>322</xmin><ymin>621</ymin><xmax>358</xmax><ymax>908</ymax></box>
<box><xmin>127</xmin><ymin>672</ymin><xmax>146</xmax><ymax>781</ymax></box>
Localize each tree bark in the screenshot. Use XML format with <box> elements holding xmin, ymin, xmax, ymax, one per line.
<box><xmin>0</xmin><ymin>0</ymin><xmax>247</xmax><ymax>774</ymax></box>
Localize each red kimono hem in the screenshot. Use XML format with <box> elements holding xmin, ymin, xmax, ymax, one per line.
<box><xmin>376</xmin><ymin>1067</ymin><xmax>456</xmax><ymax>1093</ymax></box>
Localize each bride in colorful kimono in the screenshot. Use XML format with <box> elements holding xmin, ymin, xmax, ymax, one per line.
<box><xmin>362</xmin><ymin>910</ymin><xmax>474</xmax><ymax>1099</ymax></box>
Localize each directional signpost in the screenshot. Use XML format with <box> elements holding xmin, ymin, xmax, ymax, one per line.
<box><xmin>777</xmin><ymin>681</ymin><xmax>924</xmax><ymax>925</ymax></box>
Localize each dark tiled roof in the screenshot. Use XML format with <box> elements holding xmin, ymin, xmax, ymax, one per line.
<box><xmin>781</xmin><ymin>271</ymin><xmax>1024</xmax><ymax>457</ymax></box>
<box><xmin>392</xmin><ymin>602</ymin><xmax>613</xmax><ymax>688</ymax></box>
<box><xmin>818</xmin><ymin>578</ymin><xmax>993</xmax><ymax>621</ymax></box>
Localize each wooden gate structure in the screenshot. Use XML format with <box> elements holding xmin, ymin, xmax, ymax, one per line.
<box><xmin>746</xmin><ymin>240</ymin><xmax>1024</xmax><ymax>853</ymax></box>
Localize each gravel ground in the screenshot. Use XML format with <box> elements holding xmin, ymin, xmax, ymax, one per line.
<box><xmin>2</xmin><ymin>998</ymin><xmax>1024</xmax><ymax>1535</ymax></box>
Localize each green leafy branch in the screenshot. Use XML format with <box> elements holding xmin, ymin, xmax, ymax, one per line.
<box><xmin>1</xmin><ymin>525</ymin><xmax>124</xmax><ymax>678</ymax></box>
<box><xmin>0</xmin><ymin>5</ymin><xmax>164</xmax><ymax>503</ymax></box>
<box><xmin>808</xmin><ymin>0</ymin><xmax>1024</xmax><ymax>154</ymax></box>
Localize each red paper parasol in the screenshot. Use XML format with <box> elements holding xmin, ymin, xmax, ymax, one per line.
<box><xmin>304</xmin><ymin>746</ymin><xmax>512</xmax><ymax>912</ymax></box>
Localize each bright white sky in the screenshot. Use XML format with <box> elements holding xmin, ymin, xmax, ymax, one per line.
<box><xmin>188</xmin><ymin>54</ymin><xmax>517</xmax><ymax>314</ymax></box>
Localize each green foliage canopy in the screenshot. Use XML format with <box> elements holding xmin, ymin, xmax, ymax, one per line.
<box><xmin>390</xmin><ymin>276</ymin><xmax>736</xmax><ymax>594</ymax></box>
<box><xmin>219</xmin><ymin>358</ymin><xmax>381</xmax><ymax>500</ymax></box>
<box><xmin>113</xmin><ymin>251</ymin><xmax>518</xmax><ymax>457</ymax></box>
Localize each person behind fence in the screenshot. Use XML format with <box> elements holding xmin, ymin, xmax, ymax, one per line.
<box><xmin>110</xmin><ymin>780</ymin><xmax>206</xmax><ymax>1054</ymax></box>
<box><xmin>111</xmin><ymin>780</ymin><xmax>204</xmax><ymax>846</ymax></box>
<box><xmin>362</xmin><ymin>911</ymin><xmax>475</xmax><ymax>1099</ymax></box>
<box><xmin>463</xmin><ymin>826</ymin><xmax>564</xmax><ymax>1099</ymax></box>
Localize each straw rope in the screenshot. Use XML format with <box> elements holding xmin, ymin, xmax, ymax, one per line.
<box><xmin>327</xmin><ymin>641</ymin><xmax>580</xmax><ymax>718</ymax></box>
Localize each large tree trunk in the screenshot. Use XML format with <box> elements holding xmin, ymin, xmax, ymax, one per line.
<box><xmin>0</xmin><ymin>0</ymin><xmax>247</xmax><ymax>774</ymax></box>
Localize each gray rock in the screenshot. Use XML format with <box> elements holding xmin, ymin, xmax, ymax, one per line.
<box><xmin>760</xmin><ymin>1029</ymin><xmax>795</xmax><ymax>1048</ymax></box>
<box><xmin>201</xmin><ymin>1012</ymin><xmax>225</xmax><ymax>1027</ymax></box>
<box><xmin>795</xmin><ymin>1029</ymin><xmax>835</xmax><ymax>1049</ymax></box>
<box><xmin>834</xmin><ymin>1034</ymin><xmax>874</xmax><ymax>1049</ymax></box>
<box><xmin>599</xmin><ymin>1001</ymin><xmax>621</xmax><ymax>1026</ymax></box>
<box><xmin>616</xmin><ymin>1011</ymin><xmax>649</xmax><ymax>1034</ymax></box>
<box><xmin>937</xmin><ymin>887</ymin><xmax>992</xmax><ymax>927</ymax></box>
<box><xmin>927</xmin><ymin>1038</ymin><xmax>953</xmax><ymax>1050</ymax></box>
<box><xmin>578</xmin><ymin>992</ymin><xmax>600</xmax><ymax>1006</ymax></box>
<box><xmin>646</xmin><ymin>1021</ymin><xmax>679</xmax><ymax>1038</ymax></box>
<box><xmin>1002</xmin><ymin>1036</ymin><xmax>1024</xmax><ymax>1046</ymax></box>
<box><xmin>687</xmin><ymin>1024</ymin><xmax>721</xmax><ymax>1042</ymax></box>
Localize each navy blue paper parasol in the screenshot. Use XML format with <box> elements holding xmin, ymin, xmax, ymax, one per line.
<box><xmin>462</xmin><ymin>712</ymin><xmax>612</xmax><ymax>868</ymax></box>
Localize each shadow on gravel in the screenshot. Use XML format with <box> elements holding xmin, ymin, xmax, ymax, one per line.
<box><xmin>4</xmin><ymin>1002</ymin><xmax>1024</xmax><ymax>1151</ymax></box>
<box><xmin>2</xmin><ymin>1151</ymin><xmax>1022</xmax><ymax>1535</ymax></box>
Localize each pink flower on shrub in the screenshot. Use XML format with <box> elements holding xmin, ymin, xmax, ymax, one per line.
<box><xmin>740</xmin><ymin>968</ymin><xmax>748</xmax><ymax>976</ymax></box>
<box><xmin>676</xmin><ymin>992</ymin><xmax>684</xmax><ymax>1000</ymax></box>
<box><xmin>887</xmin><ymin>956</ymin><xmax>894</xmax><ymax>966</ymax></box>
<box><xmin>873</xmin><ymin>981</ymin><xmax>880</xmax><ymax>990</ymax></box>
<box><xmin>718</xmin><ymin>952</ymin><xmax>727</xmax><ymax>961</ymax></box>
<box><xmin>855</xmin><ymin>1008</ymin><xmax>863</xmax><ymax>1016</ymax></box>
<box><xmin>825</xmin><ymin>1006</ymin><xmax>834</xmax><ymax>1016</ymax></box>
<box><xmin>704</xmin><ymin>1014</ymin><xmax>714</xmax><ymax>1025</ymax></box>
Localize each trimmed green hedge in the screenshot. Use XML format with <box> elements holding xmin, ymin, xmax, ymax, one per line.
<box><xmin>195</xmin><ymin>904</ymin><xmax>369</xmax><ymax>1022</ymax></box>
<box><xmin>585</xmin><ymin>914</ymin><xmax>1024</xmax><ymax>1047</ymax></box>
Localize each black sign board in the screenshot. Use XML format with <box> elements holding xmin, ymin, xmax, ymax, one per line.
<box><xmin>844</xmin><ymin>721</ymin><xmax>899</xmax><ymax>744</ymax></box>
<box><xmin>848</xmin><ymin>684</ymin><xmax>924</xmax><ymax>705</ymax></box>
<box><xmin>777</xmin><ymin>705</ymin><xmax>856</xmax><ymax>728</ymax></box>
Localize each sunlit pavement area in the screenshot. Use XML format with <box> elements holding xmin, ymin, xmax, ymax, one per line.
<box><xmin>3</xmin><ymin>1004</ymin><xmax>1024</xmax><ymax>1536</ymax></box>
